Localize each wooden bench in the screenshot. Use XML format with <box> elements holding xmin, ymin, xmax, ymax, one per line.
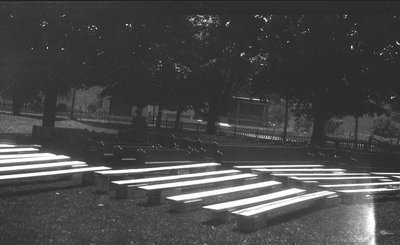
<box><xmin>203</xmin><ymin>188</ymin><xmax>306</xmax><ymax>223</ymax></box>
<box><xmin>253</xmin><ymin>168</ymin><xmax>346</xmax><ymax>179</ymax></box>
<box><xmin>95</xmin><ymin>162</ymin><xmax>221</xmax><ymax>193</ymax></box>
<box><xmin>233</xmin><ymin>190</ymin><xmax>339</xmax><ymax>232</ymax></box>
<box><xmin>0</xmin><ymin>161</ymin><xmax>87</xmax><ymax>175</ymax></box>
<box><xmin>0</xmin><ymin>148</ymin><xmax>39</xmax><ymax>154</ymax></box>
<box><xmin>0</xmin><ymin>166</ymin><xmax>111</xmax><ymax>185</ymax></box>
<box><xmin>167</xmin><ymin>181</ymin><xmax>282</xmax><ymax>212</ymax></box>
<box><xmin>288</xmin><ymin>176</ymin><xmax>390</xmax><ymax>188</ymax></box>
<box><xmin>337</xmin><ymin>188</ymin><xmax>400</xmax><ymax>204</ymax></box>
<box><xmin>145</xmin><ymin>160</ymin><xmax>197</xmax><ymax>165</ymax></box>
<box><xmin>370</xmin><ymin>172</ymin><xmax>400</xmax><ymax>176</ymax></box>
<box><xmin>0</xmin><ymin>153</ymin><xmax>55</xmax><ymax>159</ymax></box>
<box><xmin>270</xmin><ymin>172</ymin><xmax>370</xmax><ymax>183</ymax></box>
<box><xmin>229</xmin><ymin>161</ymin><xmax>317</xmax><ymax>165</ymax></box>
<box><xmin>0</xmin><ymin>144</ymin><xmax>16</xmax><ymax>148</ymax></box>
<box><xmin>233</xmin><ymin>165</ymin><xmax>325</xmax><ymax>171</ymax></box>
<box><xmin>139</xmin><ymin>173</ymin><xmax>258</xmax><ymax>204</ymax></box>
<box><xmin>319</xmin><ymin>181</ymin><xmax>400</xmax><ymax>190</ymax></box>
<box><xmin>112</xmin><ymin>169</ymin><xmax>240</xmax><ymax>199</ymax></box>
<box><xmin>0</xmin><ymin>155</ymin><xmax>71</xmax><ymax>167</ymax></box>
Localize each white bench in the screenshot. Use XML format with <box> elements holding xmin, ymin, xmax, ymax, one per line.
<box><xmin>0</xmin><ymin>166</ymin><xmax>111</xmax><ymax>185</ymax></box>
<box><xmin>253</xmin><ymin>168</ymin><xmax>346</xmax><ymax>179</ymax></box>
<box><xmin>337</xmin><ymin>188</ymin><xmax>400</xmax><ymax>204</ymax></box>
<box><xmin>139</xmin><ymin>173</ymin><xmax>258</xmax><ymax>204</ymax></box>
<box><xmin>230</xmin><ymin>161</ymin><xmax>317</xmax><ymax>165</ymax></box>
<box><xmin>233</xmin><ymin>190</ymin><xmax>339</xmax><ymax>232</ymax></box>
<box><xmin>203</xmin><ymin>188</ymin><xmax>306</xmax><ymax>223</ymax></box>
<box><xmin>145</xmin><ymin>161</ymin><xmax>197</xmax><ymax>165</ymax></box>
<box><xmin>0</xmin><ymin>155</ymin><xmax>71</xmax><ymax>167</ymax></box>
<box><xmin>0</xmin><ymin>148</ymin><xmax>39</xmax><ymax>154</ymax></box>
<box><xmin>233</xmin><ymin>165</ymin><xmax>325</xmax><ymax>171</ymax></box>
<box><xmin>0</xmin><ymin>153</ymin><xmax>55</xmax><ymax>159</ymax></box>
<box><xmin>167</xmin><ymin>181</ymin><xmax>282</xmax><ymax>212</ymax></box>
<box><xmin>95</xmin><ymin>162</ymin><xmax>220</xmax><ymax>193</ymax></box>
<box><xmin>319</xmin><ymin>181</ymin><xmax>400</xmax><ymax>189</ymax></box>
<box><xmin>0</xmin><ymin>161</ymin><xmax>87</xmax><ymax>175</ymax></box>
<box><xmin>288</xmin><ymin>176</ymin><xmax>390</xmax><ymax>188</ymax></box>
<box><xmin>270</xmin><ymin>172</ymin><xmax>370</xmax><ymax>183</ymax></box>
<box><xmin>0</xmin><ymin>144</ymin><xmax>16</xmax><ymax>148</ymax></box>
<box><xmin>112</xmin><ymin>170</ymin><xmax>240</xmax><ymax>199</ymax></box>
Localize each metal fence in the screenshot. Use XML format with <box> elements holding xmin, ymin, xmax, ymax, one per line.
<box><xmin>0</xmin><ymin>102</ymin><xmax>398</xmax><ymax>153</ymax></box>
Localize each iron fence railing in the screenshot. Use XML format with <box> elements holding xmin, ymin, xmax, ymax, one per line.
<box><xmin>0</xmin><ymin>102</ymin><xmax>398</xmax><ymax>153</ymax></box>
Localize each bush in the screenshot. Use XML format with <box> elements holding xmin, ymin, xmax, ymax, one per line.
<box><xmin>373</xmin><ymin>117</ymin><xmax>400</xmax><ymax>138</ymax></box>
<box><xmin>268</xmin><ymin>105</ymin><xmax>286</xmax><ymax>125</ymax></box>
<box><xmin>326</xmin><ymin>118</ymin><xmax>343</xmax><ymax>136</ymax></box>
<box><xmin>294</xmin><ymin>116</ymin><xmax>312</xmax><ymax>133</ymax></box>
<box><xmin>87</xmin><ymin>102</ymin><xmax>98</xmax><ymax>113</ymax></box>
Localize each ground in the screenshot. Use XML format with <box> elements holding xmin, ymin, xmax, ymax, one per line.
<box><xmin>0</xmin><ymin>114</ymin><xmax>399</xmax><ymax>244</ymax></box>
<box><xmin>0</xmin><ymin>181</ymin><xmax>399</xmax><ymax>245</ymax></box>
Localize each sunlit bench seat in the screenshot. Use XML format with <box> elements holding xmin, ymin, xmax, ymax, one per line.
<box><xmin>167</xmin><ymin>181</ymin><xmax>282</xmax><ymax>212</ymax></box>
<box><xmin>203</xmin><ymin>188</ymin><xmax>306</xmax><ymax>223</ymax></box>
<box><xmin>288</xmin><ymin>176</ymin><xmax>390</xmax><ymax>188</ymax></box>
<box><xmin>94</xmin><ymin>162</ymin><xmax>220</xmax><ymax>193</ymax></box>
<box><xmin>139</xmin><ymin>173</ymin><xmax>258</xmax><ymax>204</ymax></box>
<box><xmin>0</xmin><ymin>148</ymin><xmax>39</xmax><ymax>154</ymax></box>
<box><xmin>0</xmin><ymin>160</ymin><xmax>87</xmax><ymax>175</ymax></box>
<box><xmin>0</xmin><ymin>155</ymin><xmax>71</xmax><ymax>167</ymax></box>
<box><xmin>0</xmin><ymin>166</ymin><xmax>111</xmax><ymax>185</ymax></box>
<box><xmin>0</xmin><ymin>153</ymin><xmax>55</xmax><ymax>159</ymax></box>
<box><xmin>233</xmin><ymin>190</ymin><xmax>338</xmax><ymax>232</ymax></box>
<box><xmin>111</xmin><ymin>169</ymin><xmax>240</xmax><ymax>199</ymax></box>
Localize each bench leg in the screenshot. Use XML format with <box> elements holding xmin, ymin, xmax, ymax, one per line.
<box><xmin>237</xmin><ymin>216</ymin><xmax>259</xmax><ymax>233</ymax></box>
<box><xmin>95</xmin><ymin>174</ymin><xmax>110</xmax><ymax>193</ymax></box>
<box><xmin>115</xmin><ymin>185</ymin><xmax>129</xmax><ymax>199</ymax></box>
<box><xmin>82</xmin><ymin>173</ymin><xmax>95</xmax><ymax>185</ymax></box>
<box><xmin>147</xmin><ymin>191</ymin><xmax>162</xmax><ymax>205</ymax></box>
<box><xmin>71</xmin><ymin>173</ymin><xmax>83</xmax><ymax>183</ymax></box>
<box><xmin>211</xmin><ymin>210</ymin><xmax>231</xmax><ymax>223</ymax></box>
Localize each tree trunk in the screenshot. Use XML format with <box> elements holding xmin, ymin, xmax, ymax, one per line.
<box><xmin>282</xmin><ymin>97</ymin><xmax>289</xmax><ymax>142</ymax></box>
<box><xmin>42</xmin><ymin>85</ymin><xmax>58</xmax><ymax>127</ymax></box>
<box><xmin>12</xmin><ymin>94</ymin><xmax>23</xmax><ymax>116</ymax></box>
<box><xmin>310</xmin><ymin>111</ymin><xmax>328</xmax><ymax>147</ymax></box>
<box><xmin>156</xmin><ymin>104</ymin><xmax>164</xmax><ymax>129</ymax></box>
<box><xmin>206</xmin><ymin>100</ymin><xmax>218</xmax><ymax>135</ymax></box>
<box><xmin>174</xmin><ymin>104</ymin><xmax>182</xmax><ymax>131</ymax></box>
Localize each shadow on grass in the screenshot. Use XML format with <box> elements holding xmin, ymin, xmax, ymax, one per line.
<box><xmin>231</xmin><ymin>206</ymin><xmax>318</xmax><ymax>234</ymax></box>
<box><xmin>0</xmin><ymin>177</ymin><xmax>72</xmax><ymax>187</ymax></box>
<box><xmin>0</xmin><ymin>183</ymin><xmax>84</xmax><ymax>198</ymax></box>
<box><xmin>203</xmin><ymin>219</ymin><xmax>227</xmax><ymax>226</ymax></box>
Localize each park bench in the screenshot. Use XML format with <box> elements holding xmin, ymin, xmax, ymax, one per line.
<box><xmin>95</xmin><ymin>162</ymin><xmax>221</xmax><ymax>193</ymax></box>
<box><xmin>167</xmin><ymin>181</ymin><xmax>282</xmax><ymax>212</ymax></box>
<box><xmin>288</xmin><ymin>176</ymin><xmax>390</xmax><ymax>188</ymax></box>
<box><xmin>270</xmin><ymin>172</ymin><xmax>370</xmax><ymax>183</ymax></box>
<box><xmin>0</xmin><ymin>144</ymin><xmax>41</xmax><ymax>148</ymax></box>
<box><xmin>233</xmin><ymin>165</ymin><xmax>325</xmax><ymax>171</ymax></box>
<box><xmin>252</xmin><ymin>168</ymin><xmax>346</xmax><ymax>179</ymax></box>
<box><xmin>232</xmin><ymin>190</ymin><xmax>339</xmax><ymax>232</ymax></box>
<box><xmin>370</xmin><ymin>172</ymin><xmax>400</xmax><ymax>176</ymax></box>
<box><xmin>203</xmin><ymin>188</ymin><xmax>306</xmax><ymax>223</ymax></box>
<box><xmin>230</xmin><ymin>160</ymin><xmax>317</xmax><ymax>165</ymax></box>
<box><xmin>0</xmin><ymin>166</ymin><xmax>111</xmax><ymax>185</ymax></box>
<box><xmin>319</xmin><ymin>181</ymin><xmax>400</xmax><ymax>190</ymax></box>
<box><xmin>0</xmin><ymin>147</ymin><xmax>39</xmax><ymax>154</ymax></box>
<box><xmin>337</xmin><ymin>188</ymin><xmax>400</xmax><ymax>204</ymax></box>
<box><xmin>0</xmin><ymin>160</ymin><xmax>87</xmax><ymax>175</ymax></box>
<box><xmin>139</xmin><ymin>173</ymin><xmax>258</xmax><ymax>204</ymax></box>
<box><xmin>0</xmin><ymin>153</ymin><xmax>55</xmax><ymax>159</ymax></box>
<box><xmin>112</xmin><ymin>169</ymin><xmax>240</xmax><ymax>199</ymax></box>
<box><xmin>0</xmin><ymin>155</ymin><xmax>71</xmax><ymax>167</ymax></box>
<box><xmin>145</xmin><ymin>160</ymin><xmax>197</xmax><ymax>165</ymax></box>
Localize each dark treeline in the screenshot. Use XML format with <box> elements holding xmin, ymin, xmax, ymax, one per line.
<box><xmin>1</xmin><ymin>3</ymin><xmax>400</xmax><ymax>146</ymax></box>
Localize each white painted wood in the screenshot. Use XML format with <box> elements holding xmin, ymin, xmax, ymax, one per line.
<box><xmin>0</xmin><ymin>153</ymin><xmax>55</xmax><ymax>159</ymax></box>
<box><xmin>319</xmin><ymin>181</ymin><xmax>400</xmax><ymax>189</ymax></box>
<box><xmin>0</xmin><ymin>144</ymin><xmax>16</xmax><ymax>148</ymax></box>
<box><xmin>337</xmin><ymin>188</ymin><xmax>400</xmax><ymax>194</ymax></box>
<box><xmin>0</xmin><ymin>166</ymin><xmax>111</xmax><ymax>181</ymax></box>
<box><xmin>234</xmin><ymin>165</ymin><xmax>324</xmax><ymax>169</ymax></box>
<box><xmin>146</xmin><ymin>161</ymin><xmax>196</xmax><ymax>165</ymax></box>
<box><xmin>253</xmin><ymin>168</ymin><xmax>346</xmax><ymax>173</ymax></box>
<box><xmin>272</xmin><ymin>173</ymin><xmax>369</xmax><ymax>177</ymax></box>
<box><xmin>112</xmin><ymin>170</ymin><xmax>240</xmax><ymax>185</ymax></box>
<box><xmin>0</xmin><ymin>155</ymin><xmax>71</xmax><ymax>166</ymax></box>
<box><xmin>139</xmin><ymin>173</ymin><xmax>257</xmax><ymax>191</ymax></box>
<box><xmin>0</xmin><ymin>148</ymin><xmax>39</xmax><ymax>153</ymax></box>
<box><xmin>167</xmin><ymin>181</ymin><xmax>281</xmax><ymax>202</ymax></box>
<box><xmin>233</xmin><ymin>190</ymin><xmax>336</xmax><ymax>216</ymax></box>
<box><xmin>96</xmin><ymin>162</ymin><xmax>220</xmax><ymax>176</ymax></box>
<box><xmin>370</xmin><ymin>172</ymin><xmax>400</xmax><ymax>175</ymax></box>
<box><xmin>203</xmin><ymin>188</ymin><xmax>306</xmax><ymax>212</ymax></box>
<box><xmin>0</xmin><ymin>161</ymin><xmax>87</xmax><ymax>174</ymax></box>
